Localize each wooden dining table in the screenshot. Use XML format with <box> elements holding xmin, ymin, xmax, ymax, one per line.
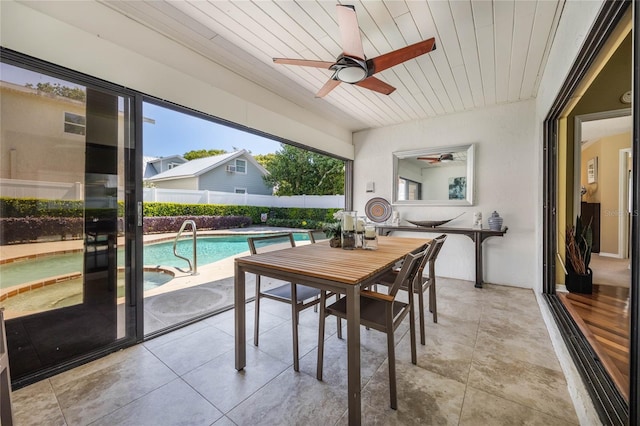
<box><xmin>234</xmin><ymin>235</ymin><xmax>428</xmax><ymax>425</ymax></box>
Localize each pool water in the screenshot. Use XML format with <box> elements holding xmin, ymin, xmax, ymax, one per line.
<box><xmin>1</xmin><ymin>270</ymin><xmax>173</xmax><ymax>312</ymax></box>
<box><xmin>0</xmin><ymin>232</ymin><xmax>313</xmax><ymax>289</ymax></box>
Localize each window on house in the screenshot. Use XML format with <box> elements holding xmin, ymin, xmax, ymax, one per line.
<box><xmin>235</xmin><ymin>159</ymin><xmax>247</xmax><ymax>173</ymax></box>
<box><xmin>235</xmin><ymin>188</ymin><xmax>247</xmax><ymax>194</ymax></box>
<box><xmin>168</xmin><ymin>162</ymin><xmax>179</xmax><ymax>169</ymax></box>
<box><xmin>64</xmin><ymin>112</ymin><xmax>86</xmax><ymax>135</ymax></box>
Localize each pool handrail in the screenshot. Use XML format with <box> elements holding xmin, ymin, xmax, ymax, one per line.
<box><xmin>173</xmin><ymin>220</ymin><xmax>198</xmax><ymax>275</ymax></box>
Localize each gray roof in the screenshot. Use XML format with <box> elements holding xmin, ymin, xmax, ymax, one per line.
<box><xmin>147</xmin><ymin>150</ymin><xmax>268</xmax><ymax>181</ymax></box>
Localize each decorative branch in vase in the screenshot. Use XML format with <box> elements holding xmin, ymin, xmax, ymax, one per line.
<box><xmin>565</xmin><ymin>215</ymin><xmax>593</xmax><ymax>293</ymax></box>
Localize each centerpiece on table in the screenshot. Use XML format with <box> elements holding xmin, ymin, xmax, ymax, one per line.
<box><xmin>565</xmin><ymin>215</ymin><xmax>593</xmax><ymax>294</ymax></box>
<box><xmin>322</xmin><ymin>210</ymin><xmax>343</xmax><ymax>248</ymax></box>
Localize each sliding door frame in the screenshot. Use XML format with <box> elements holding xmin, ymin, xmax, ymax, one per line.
<box><xmin>542</xmin><ymin>1</ymin><xmax>637</xmax><ymax>424</ymax></box>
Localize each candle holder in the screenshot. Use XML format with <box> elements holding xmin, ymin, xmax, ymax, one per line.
<box><xmin>341</xmin><ymin>211</ymin><xmax>357</xmax><ymax>250</ymax></box>
<box><xmin>363</xmin><ymin>223</ymin><xmax>378</xmax><ymax>250</ymax></box>
<box><xmin>355</xmin><ymin>216</ymin><xmax>366</xmax><ymax>248</ymax></box>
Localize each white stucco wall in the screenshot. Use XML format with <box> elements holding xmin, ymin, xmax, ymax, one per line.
<box><xmin>0</xmin><ymin>0</ymin><xmax>354</xmax><ymax>160</ymax></box>
<box><xmin>354</xmin><ymin>100</ymin><xmax>537</xmax><ymax>288</ymax></box>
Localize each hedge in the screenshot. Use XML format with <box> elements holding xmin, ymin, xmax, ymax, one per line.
<box><xmin>0</xmin><ymin>197</ymin><xmax>341</xmax><ymax>244</ymax></box>
<box><xmin>0</xmin><ymin>197</ymin><xmax>339</xmax><ymax>224</ymax></box>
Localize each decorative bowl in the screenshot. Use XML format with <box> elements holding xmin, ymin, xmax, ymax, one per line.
<box><xmin>406</xmin><ymin>212</ymin><xmax>464</xmax><ymax>228</ymax></box>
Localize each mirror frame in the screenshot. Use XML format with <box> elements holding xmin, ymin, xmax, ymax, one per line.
<box><xmin>392</xmin><ymin>143</ymin><xmax>475</xmax><ymax>206</ymax></box>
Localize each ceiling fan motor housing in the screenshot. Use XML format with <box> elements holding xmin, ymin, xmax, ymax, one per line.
<box><xmin>331</xmin><ymin>55</ymin><xmax>369</xmax><ymax>83</ymax></box>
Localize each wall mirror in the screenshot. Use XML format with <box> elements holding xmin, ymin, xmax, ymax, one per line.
<box><xmin>392</xmin><ymin>144</ymin><xmax>475</xmax><ymax>206</ymax></box>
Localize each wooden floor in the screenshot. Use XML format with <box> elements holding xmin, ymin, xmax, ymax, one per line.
<box><xmin>559</xmin><ymin>284</ymin><xmax>630</xmax><ymax>402</ymax></box>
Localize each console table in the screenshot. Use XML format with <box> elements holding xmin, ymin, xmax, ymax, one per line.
<box><xmin>376</xmin><ymin>225</ymin><xmax>508</xmax><ymax>288</ymax></box>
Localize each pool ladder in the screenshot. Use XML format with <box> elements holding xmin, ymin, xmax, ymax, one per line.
<box><xmin>173</xmin><ymin>220</ymin><xmax>198</xmax><ymax>275</ymax></box>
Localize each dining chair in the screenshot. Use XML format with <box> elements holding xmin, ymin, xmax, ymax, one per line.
<box><xmin>316</xmin><ymin>248</ymin><xmax>428</xmax><ymax>410</ymax></box>
<box><xmin>248</xmin><ymin>232</ymin><xmax>323</xmax><ymax>372</ymax></box>
<box><xmin>376</xmin><ymin>234</ymin><xmax>447</xmax><ymax>345</ymax></box>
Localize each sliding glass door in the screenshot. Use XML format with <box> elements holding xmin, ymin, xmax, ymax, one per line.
<box><xmin>0</xmin><ymin>59</ymin><xmax>137</xmax><ymax>386</ymax></box>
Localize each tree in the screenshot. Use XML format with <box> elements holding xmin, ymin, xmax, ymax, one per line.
<box><xmin>25</xmin><ymin>82</ymin><xmax>86</xmax><ymax>102</ymax></box>
<box><xmin>183</xmin><ymin>149</ymin><xmax>227</xmax><ymax>160</ymax></box>
<box><xmin>253</xmin><ymin>153</ymin><xmax>276</xmax><ymax>169</ymax></box>
<box><xmin>262</xmin><ymin>144</ymin><xmax>344</xmax><ymax>196</ymax></box>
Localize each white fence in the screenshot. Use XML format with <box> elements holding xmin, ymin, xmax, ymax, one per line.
<box><xmin>143</xmin><ymin>188</ymin><xmax>344</xmax><ymax>208</ymax></box>
<box><xmin>0</xmin><ymin>179</ymin><xmax>344</xmax><ymax>209</ymax></box>
<box><xmin>0</xmin><ymin>178</ymin><xmax>83</xmax><ymax>200</ymax></box>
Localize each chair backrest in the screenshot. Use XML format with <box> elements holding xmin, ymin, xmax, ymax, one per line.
<box><xmin>429</xmin><ymin>234</ymin><xmax>447</xmax><ymax>262</ymax></box>
<box><xmin>248</xmin><ymin>233</ymin><xmax>296</xmax><ymax>255</ymax></box>
<box><xmin>388</xmin><ymin>247</ymin><xmax>429</xmax><ymax>298</ymax></box>
<box><xmin>307</xmin><ymin>230</ymin><xmax>316</xmax><ymax>244</ymax></box>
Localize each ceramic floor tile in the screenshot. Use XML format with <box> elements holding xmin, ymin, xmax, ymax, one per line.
<box><xmin>298</xmin><ymin>334</ymin><xmax>388</xmax><ymax>388</ymax></box>
<box><xmin>467</xmin><ymin>351</ymin><xmax>578</xmax><ymax>423</ymax></box>
<box><xmin>474</xmin><ymin>327</ymin><xmax>562</xmax><ymax>372</ymax></box>
<box><xmin>459</xmin><ymin>386</ymin><xmax>579</xmax><ymax>426</ymax></box>
<box><xmin>142</xmin><ymin>320</ymin><xmax>209</xmax><ymax>351</ymax></box>
<box><xmin>250</xmin><ymin>320</ymin><xmax>319</xmax><ymax>366</ymax></box>
<box><xmin>212</xmin><ymin>307</ymin><xmax>288</xmax><ymax>342</ymax></box>
<box><xmin>6</xmin><ymin>279</ymin><xmax>583</xmax><ymax>426</ymax></box>
<box><xmin>47</xmin><ymin>345</ymin><xmax>150</xmax><ymax>389</ymax></box>
<box><xmin>395</xmin><ymin>326</ymin><xmax>474</xmax><ymax>384</ymax></box>
<box><xmin>212</xmin><ymin>416</ymin><xmax>238</xmax><ymax>426</ymax></box>
<box><xmin>183</xmin><ymin>344</ymin><xmax>289</xmax><ymax>413</ymax></box>
<box><xmin>338</xmin><ymin>358</ymin><xmax>467</xmax><ymax>425</ymax></box>
<box><xmin>12</xmin><ymin>379</ymin><xmax>67</xmax><ymax>426</ymax></box>
<box><xmin>146</xmin><ymin>325</ymin><xmax>235</xmax><ymax>375</ymax></box>
<box><xmin>89</xmin><ymin>378</ymin><xmax>222</xmax><ymax>426</ymax></box>
<box><xmin>226</xmin><ymin>368</ymin><xmax>347</xmax><ymax>426</ymax></box>
<box><xmin>52</xmin><ymin>347</ymin><xmax>178</xmax><ymax>425</ymax></box>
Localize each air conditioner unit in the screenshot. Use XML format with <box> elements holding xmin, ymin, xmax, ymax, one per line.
<box><xmin>226</xmin><ymin>165</ymin><xmax>236</xmax><ymax>172</ymax></box>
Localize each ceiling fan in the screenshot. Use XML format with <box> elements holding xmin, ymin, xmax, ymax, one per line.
<box><xmin>417</xmin><ymin>153</ymin><xmax>454</xmax><ymax>164</ymax></box>
<box><xmin>273</xmin><ymin>4</ymin><xmax>436</xmax><ymax>98</ymax></box>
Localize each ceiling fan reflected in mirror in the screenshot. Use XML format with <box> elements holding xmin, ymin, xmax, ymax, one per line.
<box><xmin>273</xmin><ymin>4</ymin><xmax>436</xmax><ymax>98</ymax></box>
<box><xmin>417</xmin><ymin>153</ymin><xmax>454</xmax><ymax>164</ymax></box>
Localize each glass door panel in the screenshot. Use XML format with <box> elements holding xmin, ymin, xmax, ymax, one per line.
<box><xmin>0</xmin><ymin>62</ymin><xmax>133</xmax><ymax>382</ymax></box>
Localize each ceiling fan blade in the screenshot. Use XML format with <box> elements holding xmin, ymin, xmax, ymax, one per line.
<box><xmin>355</xmin><ymin>76</ymin><xmax>396</xmax><ymax>95</ymax></box>
<box><xmin>316</xmin><ymin>79</ymin><xmax>341</xmax><ymax>98</ymax></box>
<box><xmin>273</xmin><ymin>58</ymin><xmax>335</xmax><ymax>69</ymax></box>
<box><xmin>336</xmin><ymin>4</ymin><xmax>365</xmax><ymax>60</ymax></box>
<box><xmin>367</xmin><ymin>38</ymin><xmax>436</xmax><ymax>75</ymax></box>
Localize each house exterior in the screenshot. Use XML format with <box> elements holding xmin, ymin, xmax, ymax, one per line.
<box><xmin>142</xmin><ymin>155</ymin><xmax>187</xmax><ymax>179</ymax></box>
<box><xmin>145</xmin><ymin>150</ymin><xmax>272</xmax><ymax>195</ymax></box>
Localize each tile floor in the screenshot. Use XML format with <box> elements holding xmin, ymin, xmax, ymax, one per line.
<box><xmin>10</xmin><ymin>278</ymin><xmax>579</xmax><ymax>425</ymax></box>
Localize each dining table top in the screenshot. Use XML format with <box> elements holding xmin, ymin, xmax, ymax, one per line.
<box><xmin>234</xmin><ymin>235</ymin><xmax>429</xmax><ymax>285</ymax></box>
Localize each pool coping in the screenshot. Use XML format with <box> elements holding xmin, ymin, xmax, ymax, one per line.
<box><xmin>0</xmin><ymin>227</ymin><xmax>316</xmax><ymax>264</ymax></box>
<box><xmin>0</xmin><ymin>266</ymin><xmax>176</xmax><ymax>302</ymax></box>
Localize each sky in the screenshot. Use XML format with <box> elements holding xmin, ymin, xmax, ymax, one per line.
<box><xmin>143</xmin><ymin>102</ymin><xmax>282</xmax><ymax>158</ymax></box>
<box><xmin>1</xmin><ymin>62</ymin><xmax>282</xmax><ymax>158</ymax></box>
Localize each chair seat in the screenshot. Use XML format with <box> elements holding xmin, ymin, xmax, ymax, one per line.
<box><xmin>262</xmin><ymin>283</ymin><xmax>321</xmax><ymax>303</ymax></box>
<box><xmin>325</xmin><ymin>295</ymin><xmax>408</xmax><ymax>328</ymax></box>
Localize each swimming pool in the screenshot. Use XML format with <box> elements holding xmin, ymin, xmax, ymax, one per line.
<box><xmin>0</xmin><ymin>232</ymin><xmax>314</xmax><ymax>290</ymax></box>
<box><xmin>1</xmin><ymin>270</ymin><xmax>174</xmax><ymax>312</ymax></box>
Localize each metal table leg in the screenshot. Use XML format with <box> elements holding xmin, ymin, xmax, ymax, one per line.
<box><xmin>345</xmin><ymin>285</ymin><xmax>361</xmax><ymax>425</ymax></box>
<box><xmin>235</xmin><ymin>262</ymin><xmax>246</xmax><ymax>370</ymax></box>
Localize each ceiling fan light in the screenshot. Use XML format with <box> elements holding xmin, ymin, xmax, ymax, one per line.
<box><xmin>336</xmin><ymin>66</ymin><xmax>367</xmax><ymax>83</ymax></box>
<box><xmin>440</xmin><ymin>153</ymin><xmax>454</xmax><ymax>162</ymax></box>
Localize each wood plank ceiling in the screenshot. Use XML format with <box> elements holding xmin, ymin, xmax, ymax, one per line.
<box><xmin>101</xmin><ymin>0</ymin><xmax>565</xmax><ymax>132</ymax></box>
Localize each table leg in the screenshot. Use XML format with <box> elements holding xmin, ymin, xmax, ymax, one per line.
<box><xmin>475</xmin><ymin>235</ymin><xmax>483</xmax><ymax>288</ymax></box>
<box><xmin>346</xmin><ymin>285</ymin><xmax>361</xmax><ymax>425</ymax></box>
<box><xmin>235</xmin><ymin>262</ymin><xmax>246</xmax><ymax>370</ymax></box>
